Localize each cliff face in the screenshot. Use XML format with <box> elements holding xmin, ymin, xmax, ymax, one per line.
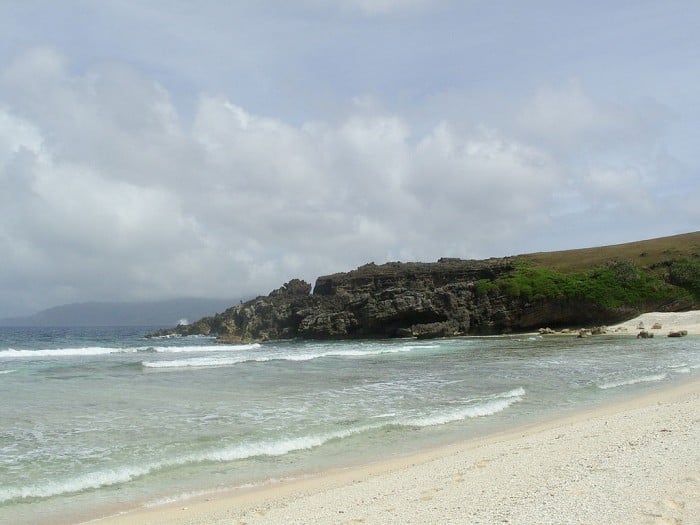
<box><xmin>149</xmin><ymin>253</ymin><xmax>696</xmax><ymax>342</ymax></box>
<box><xmin>148</xmin><ymin>232</ymin><xmax>700</xmax><ymax>342</ymax></box>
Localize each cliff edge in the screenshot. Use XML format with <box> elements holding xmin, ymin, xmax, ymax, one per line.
<box><xmin>148</xmin><ymin>232</ymin><xmax>700</xmax><ymax>342</ymax></box>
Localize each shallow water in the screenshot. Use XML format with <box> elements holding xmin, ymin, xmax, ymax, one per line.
<box><xmin>1</xmin><ymin>326</ymin><xmax>698</xmax><ymax>524</ymax></box>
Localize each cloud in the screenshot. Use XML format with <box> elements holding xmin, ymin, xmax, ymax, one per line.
<box><xmin>302</xmin><ymin>0</ymin><xmax>447</xmax><ymax>16</ymax></box>
<box><xmin>516</xmin><ymin>80</ymin><xmax>670</xmax><ymax>155</ymax></box>
<box><xmin>0</xmin><ymin>46</ymin><xmax>696</xmax><ymax>317</ymax></box>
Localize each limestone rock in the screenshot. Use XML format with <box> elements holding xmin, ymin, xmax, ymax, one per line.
<box><xmin>146</xmin><ymin>252</ymin><xmax>697</xmax><ymax>342</ymax></box>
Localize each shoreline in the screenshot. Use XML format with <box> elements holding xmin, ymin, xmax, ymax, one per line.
<box><xmin>535</xmin><ymin>310</ymin><xmax>700</xmax><ymax>337</ymax></box>
<box><xmin>91</xmin><ymin>374</ymin><xmax>700</xmax><ymax>525</ymax></box>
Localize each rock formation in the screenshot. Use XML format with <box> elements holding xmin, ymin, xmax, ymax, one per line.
<box><xmin>148</xmin><ymin>253</ymin><xmax>696</xmax><ymax>342</ymax></box>
<box><xmin>148</xmin><ymin>232</ymin><xmax>700</xmax><ymax>342</ymax></box>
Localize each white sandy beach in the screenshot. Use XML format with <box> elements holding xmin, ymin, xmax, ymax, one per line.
<box><xmin>608</xmin><ymin>311</ymin><xmax>700</xmax><ymax>336</ymax></box>
<box><xmin>91</xmin><ymin>340</ymin><xmax>700</xmax><ymax>524</ymax></box>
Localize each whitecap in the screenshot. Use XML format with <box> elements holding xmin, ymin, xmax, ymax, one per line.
<box><xmin>0</xmin><ymin>347</ymin><xmax>137</xmax><ymax>358</ymax></box>
<box><xmin>0</xmin><ymin>424</ymin><xmax>378</xmax><ymax>503</ymax></box>
<box><xmin>142</xmin><ymin>356</ymin><xmax>257</xmax><ymax>368</ymax></box>
<box><xmin>0</xmin><ymin>464</ymin><xmax>154</xmax><ymax>503</ymax></box>
<box><xmin>399</xmin><ymin>387</ymin><xmax>525</xmax><ymax>427</ymax></box>
<box><xmin>147</xmin><ymin>343</ymin><xmax>261</xmax><ymax>353</ymax></box>
<box><xmin>597</xmin><ymin>373</ymin><xmax>667</xmax><ymax>390</ymax></box>
<box><xmin>142</xmin><ymin>345</ymin><xmax>417</xmax><ymax>369</ymax></box>
<box><xmin>0</xmin><ymin>343</ymin><xmax>261</xmax><ymax>359</ymax></box>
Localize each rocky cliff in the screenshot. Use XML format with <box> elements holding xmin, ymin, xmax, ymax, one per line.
<box><xmin>148</xmin><ymin>233</ymin><xmax>700</xmax><ymax>342</ymax></box>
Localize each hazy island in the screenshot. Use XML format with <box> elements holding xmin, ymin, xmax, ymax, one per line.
<box><xmin>149</xmin><ymin>232</ymin><xmax>700</xmax><ymax>342</ymax></box>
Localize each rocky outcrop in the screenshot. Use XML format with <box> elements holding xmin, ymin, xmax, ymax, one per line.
<box><xmin>148</xmin><ymin>279</ymin><xmax>316</xmax><ymax>341</ymax></box>
<box><xmin>149</xmin><ymin>256</ymin><xmax>683</xmax><ymax>342</ymax></box>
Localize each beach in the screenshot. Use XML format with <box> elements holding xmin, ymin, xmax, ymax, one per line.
<box><xmin>608</xmin><ymin>311</ymin><xmax>700</xmax><ymax>336</ymax></box>
<box><xmin>95</xmin><ymin>365</ymin><xmax>700</xmax><ymax>524</ymax></box>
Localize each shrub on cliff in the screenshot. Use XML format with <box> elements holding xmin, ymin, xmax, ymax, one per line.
<box><xmin>668</xmin><ymin>258</ymin><xmax>700</xmax><ymax>299</ymax></box>
<box><xmin>482</xmin><ymin>259</ymin><xmax>691</xmax><ymax>309</ymax></box>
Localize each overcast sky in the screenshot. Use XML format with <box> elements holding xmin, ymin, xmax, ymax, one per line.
<box><xmin>1</xmin><ymin>0</ymin><xmax>698</xmax><ymax>317</ymax></box>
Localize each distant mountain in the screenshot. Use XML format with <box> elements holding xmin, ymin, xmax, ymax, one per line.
<box><xmin>0</xmin><ymin>298</ymin><xmax>244</xmax><ymax>327</ymax></box>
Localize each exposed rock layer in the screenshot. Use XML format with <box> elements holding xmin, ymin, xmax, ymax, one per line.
<box><xmin>148</xmin><ymin>248</ymin><xmax>698</xmax><ymax>342</ymax></box>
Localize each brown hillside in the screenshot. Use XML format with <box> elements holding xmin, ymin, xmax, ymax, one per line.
<box><xmin>517</xmin><ymin>231</ymin><xmax>700</xmax><ymax>272</ymax></box>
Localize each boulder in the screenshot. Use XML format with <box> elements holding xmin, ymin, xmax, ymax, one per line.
<box><xmin>637</xmin><ymin>330</ymin><xmax>654</xmax><ymax>339</ymax></box>
<box><xmin>411</xmin><ymin>321</ymin><xmax>459</xmax><ymax>339</ymax></box>
<box><xmin>667</xmin><ymin>330</ymin><xmax>688</xmax><ymax>337</ymax></box>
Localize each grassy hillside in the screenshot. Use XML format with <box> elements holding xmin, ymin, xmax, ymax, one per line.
<box><xmin>517</xmin><ymin>231</ymin><xmax>700</xmax><ymax>273</ymax></box>
<box><xmin>481</xmin><ymin>232</ymin><xmax>700</xmax><ymax>310</ymax></box>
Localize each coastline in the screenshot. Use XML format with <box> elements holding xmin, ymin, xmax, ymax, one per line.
<box><xmin>607</xmin><ymin>310</ymin><xmax>700</xmax><ymax>336</ymax></box>
<box><xmin>91</xmin><ymin>372</ymin><xmax>700</xmax><ymax>525</ymax></box>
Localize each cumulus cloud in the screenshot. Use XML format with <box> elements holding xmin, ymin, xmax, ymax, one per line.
<box><xmin>0</xmin><ymin>47</ymin><xmax>695</xmax><ymax>317</ymax></box>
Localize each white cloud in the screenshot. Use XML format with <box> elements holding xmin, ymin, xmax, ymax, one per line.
<box><xmin>0</xmin><ymin>44</ymin><xmax>696</xmax><ymax>316</ymax></box>
<box><xmin>303</xmin><ymin>0</ymin><xmax>446</xmax><ymax>16</ymax></box>
<box><xmin>516</xmin><ymin>80</ymin><xmax>670</xmax><ymax>154</ymax></box>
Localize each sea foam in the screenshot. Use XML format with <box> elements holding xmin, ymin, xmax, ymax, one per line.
<box><xmin>597</xmin><ymin>373</ymin><xmax>667</xmax><ymax>390</ymax></box>
<box><xmin>0</xmin><ymin>343</ymin><xmax>260</xmax><ymax>359</ymax></box>
<box><xmin>142</xmin><ymin>345</ymin><xmax>418</xmax><ymax>369</ymax></box>
<box><xmin>0</xmin><ymin>424</ymin><xmax>378</xmax><ymax>503</ymax></box>
<box><xmin>400</xmin><ymin>387</ymin><xmax>525</xmax><ymax>427</ymax></box>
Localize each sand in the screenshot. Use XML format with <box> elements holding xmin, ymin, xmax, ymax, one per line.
<box><xmin>90</xmin><ymin>313</ymin><xmax>700</xmax><ymax>525</ymax></box>
<box><xmin>608</xmin><ymin>311</ymin><xmax>700</xmax><ymax>336</ymax></box>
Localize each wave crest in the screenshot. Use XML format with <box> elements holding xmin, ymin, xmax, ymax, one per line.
<box><xmin>598</xmin><ymin>373</ymin><xmax>667</xmax><ymax>390</ymax></box>
<box><xmin>400</xmin><ymin>387</ymin><xmax>525</xmax><ymax>427</ymax></box>
<box><xmin>0</xmin><ymin>424</ymin><xmax>376</xmax><ymax>503</ymax></box>
<box><xmin>0</xmin><ymin>343</ymin><xmax>261</xmax><ymax>359</ymax></box>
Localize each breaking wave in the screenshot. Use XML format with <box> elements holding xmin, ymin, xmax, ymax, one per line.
<box><xmin>0</xmin><ymin>344</ymin><xmax>261</xmax><ymax>359</ymax></box>
<box><xmin>597</xmin><ymin>373</ymin><xmax>668</xmax><ymax>390</ymax></box>
<box><xmin>0</xmin><ymin>382</ymin><xmax>525</xmax><ymax>505</ymax></box>
<box><xmin>0</xmin><ymin>424</ymin><xmax>376</xmax><ymax>503</ymax></box>
<box><xmin>399</xmin><ymin>387</ymin><xmax>526</xmax><ymax>427</ymax></box>
<box><xmin>142</xmin><ymin>345</ymin><xmax>419</xmax><ymax>369</ymax></box>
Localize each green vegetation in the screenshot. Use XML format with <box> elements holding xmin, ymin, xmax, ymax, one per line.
<box><xmin>478</xmin><ymin>257</ymin><xmax>697</xmax><ymax>309</ymax></box>
<box><xmin>667</xmin><ymin>258</ymin><xmax>700</xmax><ymax>299</ymax></box>
<box><xmin>518</xmin><ymin>231</ymin><xmax>700</xmax><ymax>273</ymax></box>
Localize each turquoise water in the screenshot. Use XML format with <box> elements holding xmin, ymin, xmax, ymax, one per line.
<box><xmin>1</xmin><ymin>326</ymin><xmax>699</xmax><ymax>524</ymax></box>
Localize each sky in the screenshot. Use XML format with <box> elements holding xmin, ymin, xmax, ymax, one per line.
<box><xmin>0</xmin><ymin>0</ymin><xmax>698</xmax><ymax>317</ymax></box>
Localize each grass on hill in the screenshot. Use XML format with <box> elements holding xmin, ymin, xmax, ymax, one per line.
<box><xmin>478</xmin><ymin>232</ymin><xmax>700</xmax><ymax>309</ymax></box>
<box><xmin>516</xmin><ymin>231</ymin><xmax>700</xmax><ymax>273</ymax></box>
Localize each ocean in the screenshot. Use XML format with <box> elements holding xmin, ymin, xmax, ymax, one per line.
<box><xmin>1</xmin><ymin>326</ymin><xmax>698</xmax><ymax>524</ymax></box>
